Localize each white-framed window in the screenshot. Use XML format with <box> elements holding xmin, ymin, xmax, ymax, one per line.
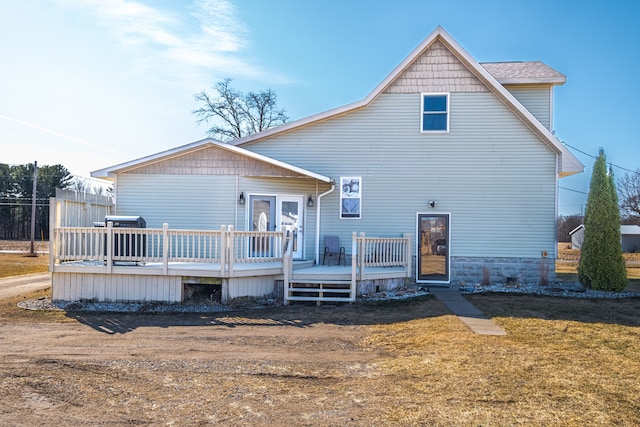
<box><xmin>421</xmin><ymin>93</ymin><xmax>449</xmax><ymax>132</ymax></box>
<box><xmin>340</xmin><ymin>176</ymin><xmax>361</xmax><ymax>219</ymax></box>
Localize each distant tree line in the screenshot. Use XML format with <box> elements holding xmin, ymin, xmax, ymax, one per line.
<box><xmin>0</xmin><ymin>163</ymin><xmax>72</xmax><ymax>240</ymax></box>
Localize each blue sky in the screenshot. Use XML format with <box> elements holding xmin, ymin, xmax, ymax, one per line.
<box><xmin>1</xmin><ymin>0</ymin><xmax>638</xmax><ymax>215</ymax></box>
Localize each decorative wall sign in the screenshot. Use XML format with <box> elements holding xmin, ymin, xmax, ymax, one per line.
<box><xmin>340</xmin><ymin>176</ymin><xmax>361</xmax><ymax>219</ymax></box>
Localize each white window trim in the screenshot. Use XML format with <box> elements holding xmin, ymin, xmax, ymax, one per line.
<box><xmin>420</xmin><ymin>93</ymin><xmax>450</xmax><ymax>134</ymax></box>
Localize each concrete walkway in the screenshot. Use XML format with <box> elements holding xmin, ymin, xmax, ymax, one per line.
<box><xmin>430</xmin><ymin>287</ymin><xmax>506</xmax><ymax>336</ymax></box>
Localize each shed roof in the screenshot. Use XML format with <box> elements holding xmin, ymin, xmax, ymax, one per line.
<box><xmin>569</xmin><ymin>224</ymin><xmax>640</xmax><ymax>236</ymax></box>
<box><xmin>621</xmin><ymin>225</ymin><xmax>640</xmax><ymax>235</ymax></box>
<box><xmin>569</xmin><ymin>224</ymin><xmax>584</xmax><ymax>235</ymax></box>
<box><xmin>481</xmin><ymin>61</ymin><xmax>567</xmax><ymax>85</ymax></box>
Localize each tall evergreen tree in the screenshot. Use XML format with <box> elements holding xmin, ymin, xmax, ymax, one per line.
<box><xmin>577</xmin><ymin>149</ymin><xmax>627</xmax><ymax>291</ymax></box>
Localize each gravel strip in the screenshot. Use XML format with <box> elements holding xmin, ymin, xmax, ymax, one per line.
<box><xmin>17</xmin><ymin>281</ymin><xmax>639</xmax><ymax>313</ymax></box>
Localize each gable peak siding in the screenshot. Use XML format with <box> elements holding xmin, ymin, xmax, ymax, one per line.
<box><xmin>385</xmin><ymin>40</ymin><xmax>488</xmax><ymax>94</ymax></box>
<box><xmin>121</xmin><ymin>145</ymin><xmax>306</xmax><ymax>178</ymax></box>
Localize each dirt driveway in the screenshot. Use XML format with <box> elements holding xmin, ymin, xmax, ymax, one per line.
<box><xmin>0</xmin><ymin>273</ymin><xmax>50</xmax><ymax>299</ymax></box>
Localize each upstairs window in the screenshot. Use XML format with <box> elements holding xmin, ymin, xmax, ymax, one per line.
<box><xmin>421</xmin><ymin>94</ymin><xmax>449</xmax><ymax>132</ymax></box>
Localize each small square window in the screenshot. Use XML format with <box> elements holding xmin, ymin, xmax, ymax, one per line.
<box><xmin>422</xmin><ymin>94</ymin><xmax>448</xmax><ymax>132</ymax></box>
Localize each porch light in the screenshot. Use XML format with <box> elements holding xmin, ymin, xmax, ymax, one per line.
<box><xmin>429</xmin><ymin>200</ymin><xmax>438</xmax><ymax>208</ymax></box>
<box><xmin>238</xmin><ymin>192</ymin><xmax>245</xmax><ymax>205</ymax></box>
<box><xmin>307</xmin><ymin>195</ymin><xmax>315</xmax><ymax>207</ymax></box>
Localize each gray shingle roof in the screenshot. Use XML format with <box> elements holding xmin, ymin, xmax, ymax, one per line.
<box><xmin>481</xmin><ymin>61</ymin><xmax>566</xmax><ymax>85</ymax></box>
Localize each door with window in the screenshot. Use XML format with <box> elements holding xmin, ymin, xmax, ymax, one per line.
<box><xmin>417</xmin><ymin>213</ymin><xmax>450</xmax><ymax>283</ymax></box>
<box><xmin>249</xmin><ymin>195</ymin><xmax>304</xmax><ymax>260</ymax></box>
<box><xmin>279</xmin><ymin>196</ymin><xmax>304</xmax><ymax>260</ymax></box>
<box><xmin>249</xmin><ymin>195</ymin><xmax>276</xmax><ymax>257</ymax></box>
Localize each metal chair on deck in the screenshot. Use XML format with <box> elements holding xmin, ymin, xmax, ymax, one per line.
<box><xmin>323</xmin><ymin>235</ymin><xmax>345</xmax><ymax>266</ymax></box>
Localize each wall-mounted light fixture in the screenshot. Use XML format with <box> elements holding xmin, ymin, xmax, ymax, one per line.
<box><xmin>428</xmin><ymin>200</ymin><xmax>438</xmax><ymax>208</ymax></box>
<box><xmin>307</xmin><ymin>195</ymin><xmax>315</xmax><ymax>208</ymax></box>
<box><xmin>238</xmin><ymin>192</ymin><xmax>245</xmax><ymax>205</ymax></box>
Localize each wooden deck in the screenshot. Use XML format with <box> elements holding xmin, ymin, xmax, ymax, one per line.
<box><xmin>50</xmin><ymin>225</ymin><xmax>412</xmax><ymax>304</ymax></box>
<box><xmin>54</xmin><ymin>260</ymin><xmax>286</xmax><ymax>278</ymax></box>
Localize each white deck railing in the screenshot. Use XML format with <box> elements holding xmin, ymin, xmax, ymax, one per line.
<box><xmin>352</xmin><ymin>232</ymin><xmax>412</xmax><ymax>280</ymax></box>
<box><xmin>50</xmin><ymin>224</ymin><xmax>411</xmax><ymax>297</ymax></box>
<box><xmin>284</xmin><ymin>232</ymin><xmax>412</xmax><ymax>304</ymax></box>
<box><xmin>50</xmin><ymin>223</ymin><xmax>292</xmax><ymax>276</ymax></box>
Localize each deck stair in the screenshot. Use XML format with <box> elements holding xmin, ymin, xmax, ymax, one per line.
<box><xmin>285</xmin><ymin>278</ymin><xmax>354</xmax><ymax>304</ymax></box>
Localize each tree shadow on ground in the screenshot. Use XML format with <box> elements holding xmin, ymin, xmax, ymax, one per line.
<box><xmin>65</xmin><ymin>295</ymin><xmax>451</xmax><ymax>334</ymax></box>
<box><xmin>65</xmin><ymin>293</ymin><xmax>640</xmax><ymax>334</ymax></box>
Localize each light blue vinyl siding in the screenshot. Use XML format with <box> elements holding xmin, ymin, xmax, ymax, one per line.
<box><xmin>116</xmin><ymin>174</ymin><xmax>320</xmax><ymax>259</ymax></box>
<box><xmin>239</xmin><ymin>177</ymin><xmax>320</xmax><ymax>258</ymax></box>
<box><xmin>503</xmin><ymin>85</ymin><xmax>552</xmax><ymax>129</ymax></box>
<box><xmin>116</xmin><ymin>174</ymin><xmax>237</xmax><ymax>230</ymax></box>
<box><xmin>245</xmin><ymin>92</ymin><xmax>558</xmax><ymax>258</ymax></box>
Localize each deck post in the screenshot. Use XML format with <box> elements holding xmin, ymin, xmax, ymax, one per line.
<box><xmin>404</xmin><ymin>233</ymin><xmax>412</xmax><ymax>278</ymax></box>
<box><xmin>351</xmin><ymin>232</ymin><xmax>358</xmax><ymax>300</ymax></box>
<box><xmin>220</xmin><ymin>225</ymin><xmax>227</xmax><ymax>276</ymax></box>
<box><xmin>106</xmin><ymin>222</ymin><xmax>113</xmax><ymax>274</ymax></box>
<box><xmin>162</xmin><ymin>223</ymin><xmax>169</xmax><ymax>275</ymax></box>
<box><xmin>49</xmin><ymin>197</ymin><xmax>56</xmax><ymax>272</ymax></box>
<box><xmin>283</xmin><ymin>230</ymin><xmax>291</xmax><ymax>305</ymax></box>
<box><xmin>358</xmin><ymin>232</ymin><xmax>366</xmax><ymax>281</ymax></box>
<box><xmin>227</xmin><ymin>225</ymin><xmax>235</xmax><ymax>276</ymax></box>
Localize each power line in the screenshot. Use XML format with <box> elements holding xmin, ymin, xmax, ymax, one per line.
<box><xmin>562</xmin><ymin>141</ymin><xmax>639</xmax><ymax>175</ymax></box>
<box><xmin>560</xmin><ymin>186</ymin><xmax>588</xmax><ymax>195</ymax></box>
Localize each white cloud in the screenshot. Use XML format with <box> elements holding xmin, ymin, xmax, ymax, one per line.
<box><xmin>57</xmin><ymin>0</ymin><xmax>273</xmax><ymax>81</ymax></box>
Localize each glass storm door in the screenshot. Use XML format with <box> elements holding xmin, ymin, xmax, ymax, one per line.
<box><xmin>279</xmin><ymin>196</ymin><xmax>304</xmax><ymax>260</ymax></box>
<box><xmin>417</xmin><ymin>213</ymin><xmax>450</xmax><ymax>283</ymax></box>
<box><xmin>249</xmin><ymin>195</ymin><xmax>276</xmax><ymax>257</ymax></box>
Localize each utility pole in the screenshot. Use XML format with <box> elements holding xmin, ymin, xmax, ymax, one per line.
<box><xmin>29</xmin><ymin>161</ymin><xmax>38</xmax><ymax>256</ymax></box>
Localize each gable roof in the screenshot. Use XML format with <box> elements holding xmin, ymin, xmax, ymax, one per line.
<box><xmin>233</xmin><ymin>26</ymin><xmax>583</xmax><ymax>177</ymax></box>
<box><xmin>481</xmin><ymin>61</ymin><xmax>567</xmax><ymax>85</ymax></box>
<box><xmin>91</xmin><ymin>138</ymin><xmax>333</xmax><ymax>183</ymax></box>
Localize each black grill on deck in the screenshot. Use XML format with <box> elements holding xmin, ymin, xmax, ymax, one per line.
<box><xmin>104</xmin><ymin>216</ymin><xmax>146</xmax><ymax>260</ymax></box>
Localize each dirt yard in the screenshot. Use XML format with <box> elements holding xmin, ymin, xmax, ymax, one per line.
<box><xmin>0</xmin><ymin>292</ymin><xmax>446</xmax><ymax>426</ymax></box>
<box><xmin>2</xmin><ymin>288</ymin><xmax>639</xmax><ymax>426</ymax></box>
<box><xmin>1</xmin><ymin>242</ymin><xmax>639</xmax><ymax>425</ymax></box>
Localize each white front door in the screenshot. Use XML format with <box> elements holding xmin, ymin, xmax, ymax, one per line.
<box><xmin>278</xmin><ymin>196</ymin><xmax>304</xmax><ymax>260</ymax></box>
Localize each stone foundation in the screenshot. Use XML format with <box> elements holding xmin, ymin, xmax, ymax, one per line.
<box><xmin>451</xmin><ymin>256</ymin><xmax>556</xmax><ymax>285</ymax></box>
<box><xmin>357</xmin><ymin>278</ymin><xmax>408</xmax><ymax>295</ymax></box>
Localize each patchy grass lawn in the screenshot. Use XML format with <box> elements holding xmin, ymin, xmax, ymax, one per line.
<box><xmin>0</xmin><ymin>253</ymin><xmax>49</xmax><ymax>278</ymax></box>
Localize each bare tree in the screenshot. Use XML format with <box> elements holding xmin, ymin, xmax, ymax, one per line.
<box><xmin>617</xmin><ymin>169</ymin><xmax>640</xmax><ymax>223</ymax></box>
<box><xmin>193</xmin><ymin>78</ymin><xmax>289</xmax><ymax>141</ymax></box>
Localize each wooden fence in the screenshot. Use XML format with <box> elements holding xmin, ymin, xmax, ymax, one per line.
<box><xmin>51</xmin><ymin>189</ymin><xmax>114</xmax><ymax>228</ymax></box>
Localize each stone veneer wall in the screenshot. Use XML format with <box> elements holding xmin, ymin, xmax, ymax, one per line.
<box><xmin>450</xmin><ymin>256</ymin><xmax>556</xmax><ymax>285</ymax></box>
